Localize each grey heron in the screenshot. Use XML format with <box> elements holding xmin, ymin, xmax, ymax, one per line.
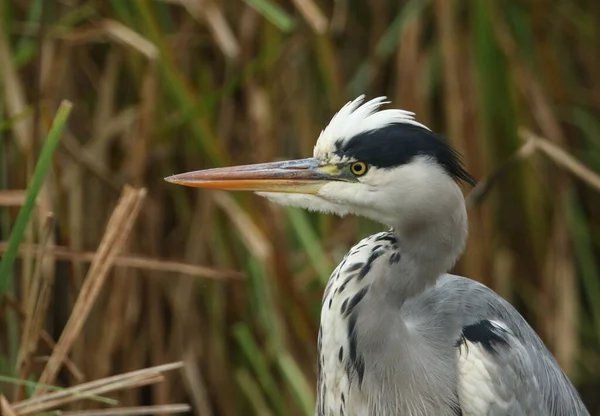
<box><xmin>166</xmin><ymin>96</ymin><xmax>589</xmax><ymax>415</ymax></box>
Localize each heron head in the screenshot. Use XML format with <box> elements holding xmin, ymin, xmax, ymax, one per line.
<box><xmin>165</xmin><ymin>96</ymin><xmax>475</xmax><ymax>230</ymax></box>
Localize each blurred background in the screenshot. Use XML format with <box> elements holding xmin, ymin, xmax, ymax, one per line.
<box><xmin>1</xmin><ymin>0</ymin><xmax>600</xmax><ymax>415</ymax></box>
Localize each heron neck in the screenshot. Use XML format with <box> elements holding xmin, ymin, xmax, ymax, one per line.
<box><xmin>385</xmin><ymin>193</ymin><xmax>468</xmax><ymax>303</ymax></box>
<box><xmin>348</xmin><ymin>194</ymin><xmax>468</xmax><ymax>415</ymax></box>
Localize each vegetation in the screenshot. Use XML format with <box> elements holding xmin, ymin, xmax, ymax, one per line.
<box><xmin>1</xmin><ymin>0</ymin><xmax>599</xmax><ymax>414</ymax></box>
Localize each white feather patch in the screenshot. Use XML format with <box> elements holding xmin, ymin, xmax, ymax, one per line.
<box><xmin>313</xmin><ymin>95</ymin><xmax>430</xmax><ymax>160</ymax></box>
<box><xmin>255</xmin><ymin>192</ymin><xmax>352</xmax><ymax>216</ymax></box>
<box><xmin>457</xmin><ymin>340</ymin><xmax>510</xmax><ymax>416</ymax></box>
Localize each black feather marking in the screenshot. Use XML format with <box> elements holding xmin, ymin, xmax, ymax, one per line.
<box><xmin>341</xmin><ymin>298</ymin><xmax>349</xmax><ymax>314</ymax></box>
<box><xmin>328</xmin><ymin>298</ymin><xmax>332</xmax><ymax>309</ymax></box>
<box><xmin>374</xmin><ymin>233</ymin><xmax>397</xmax><ymax>243</ymax></box>
<box><xmin>356</xmin><ymin>355</ymin><xmax>365</xmax><ymax>385</ymax></box>
<box><xmin>340</xmin><ymin>124</ymin><xmax>476</xmax><ymax>186</ymax></box>
<box><xmin>389</xmin><ymin>251</ymin><xmax>401</xmax><ymax>264</ymax></box>
<box><xmin>338</xmin><ymin>346</ymin><xmax>344</xmax><ymax>362</ymax></box>
<box><xmin>347</xmin><ymin>313</ymin><xmax>358</xmax><ymax>365</ymax></box>
<box><xmin>342</xmin><ymin>272</ymin><xmax>356</xmax><ymax>286</ymax></box>
<box><xmin>346</xmin><ymin>312</ymin><xmax>367</xmax><ymax>387</ymax></box>
<box><xmin>338</xmin><ymin>283</ymin><xmax>347</xmax><ymax>295</ymax></box>
<box><xmin>357</xmin><ymin>250</ymin><xmax>384</xmax><ymax>281</ymax></box>
<box><xmin>344</xmin><ymin>286</ymin><xmax>368</xmax><ymax>317</ymax></box>
<box><xmin>338</xmin><ymin>271</ymin><xmax>358</xmax><ymax>295</ymax></box>
<box><xmin>369</xmin><ymin>249</ymin><xmax>384</xmax><ymax>262</ymax></box>
<box><xmin>461</xmin><ymin>320</ymin><xmax>509</xmax><ymax>354</ymax></box>
<box><xmin>356</xmin><ymin>263</ymin><xmax>371</xmax><ymax>282</ymax></box>
<box><xmin>345</xmin><ymin>262</ymin><xmax>364</xmax><ymax>273</ymax></box>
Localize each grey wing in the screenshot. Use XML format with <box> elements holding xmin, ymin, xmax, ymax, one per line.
<box><xmin>437</xmin><ymin>275</ymin><xmax>590</xmax><ymax>416</ymax></box>
<box><xmin>456</xmin><ymin>319</ymin><xmax>546</xmax><ymax>415</ymax></box>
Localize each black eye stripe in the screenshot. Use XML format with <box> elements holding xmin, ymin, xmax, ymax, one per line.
<box><xmin>339</xmin><ymin>124</ymin><xmax>475</xmax><ymax>186</ymax></box>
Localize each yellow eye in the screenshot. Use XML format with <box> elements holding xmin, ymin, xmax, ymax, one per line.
<box><xmin>350</xmin><ymin>161</ymin><xmax>368</xmax><ymax>176</ymax></box>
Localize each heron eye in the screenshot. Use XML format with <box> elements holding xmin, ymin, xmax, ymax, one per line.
<box><xmin>350</xmin><ymin>161</ymin><xmax>368</xmax><ymax>176</ymax></box>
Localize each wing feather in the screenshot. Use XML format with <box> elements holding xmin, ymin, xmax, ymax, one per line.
<box><xmin>456</xmin><ymin>319</ymin><xmax>545</xmax><ymax>415</ymax></box>
<box><xmin>436</xmin><ymin>275</ymin><xmax>590</xmax><ymax>416</ymax></box>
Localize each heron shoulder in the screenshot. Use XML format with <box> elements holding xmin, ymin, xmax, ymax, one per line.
<box><xmin>435</xmin><ymin>275</ymin><xmax>590</xmax><ymax>415</ymax></box>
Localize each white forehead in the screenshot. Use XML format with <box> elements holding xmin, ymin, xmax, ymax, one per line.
<box><xmin>313</xmin><ymin>95</ymin><xmax>430</xmax><ymax>160</ymax></box>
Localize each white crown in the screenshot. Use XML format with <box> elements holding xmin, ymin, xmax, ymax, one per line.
<box><xmin>313</xmin><ymin>95</ymin><xmax>430</xmax><ymax>159</ymax></box>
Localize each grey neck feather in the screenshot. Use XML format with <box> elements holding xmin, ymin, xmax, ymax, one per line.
<box><xmin>374</xmin><ymin>184</ymin><xmax>468</xmax><ymax>305</ymax></box>
<box><xmin>354</xmin><ymin>185</ymin><xmax>468</xmax><ymax>414</ymax></box>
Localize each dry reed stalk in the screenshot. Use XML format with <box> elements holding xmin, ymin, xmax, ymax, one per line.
<box><xmin>31</xmin><ymin>11</ymin><xmax>58</xmax><ymax>327</ymax></box>
<box><xmin>69</xmin><ymin>51</ymin><xmax>123</xmax><ymax>372</ymax></box>
<box><xmin>434</xmin><ymin>0</ymin><xmax>490</xmax><ymax>286</ymax></box>
<box><xmin>394</xmin><ymin>17</ymin><xmax>424</xmax><ymax>117</ymax></box>
<box><xmin>181</xmin><ymin>195</ymin><xmax>237</xmax><ymax>415</ymax></box>
<box><xmin>66</xmin><ymin>162</ymin><xmax>85</xmax><ymax>286</ymax></box>
<box><xmin>17</xmin><ymin>213</ymin><xmax>56</xmax><ymax>382</ymax></box>
<box><xmin>60</xmin><ymin>55</ymin><xmax>132</xmax><ymax>194</ymax></box>
<box><xmin>519</xmin><ymin>128</ymin><xmax>600</xmax><ymax>192</ymax></box>
<box><xmin>246</xmin><ymin>86</ymin><xmax>273</xmax><ymax>162</ymax></box>
<box><xmin>119</xmin><ymin>88</ymin><xmax>162</xmax><ymax>401</ymax></box>
<box><xmin>0</xmin><ymin>191</ymin><xmax>28</xmax><ymax>207</ymax></box>
<box><xmin>61</xmin><ymin>20</ymin><xmax>158</xmax><ymax>60</ymax></box>
<box><xmin>0</xmin><ymin>1</ymin><xmax>38</xmax><ymax>324</ymax></box>
<box><xmin>39</xmin><ymin>333</ymin><xmax>85</xmax><ymax>382</ymax></box>
<box><xmin>465</xmin><ymin>126</ymin><xmax>600</xmax><ymax>297</ymax></box>
<box><xmin>0</xmin><ymin>5</ymin><xmax>32</xmax><ymax>150</ymax></box>
<box><xmin>34</xmin><ymin>186</ymin><xmax>147</xmax><ymax>392</ymax></box>
<box><xmin>147</xmin><ymin>284</ymin><xmax>170</xmax><ymax>408</ymax></box>
<box><xmin>57</xmin><ymin>404</ymin><xmax>192</xmax><ymax>416</ymax></box>
<box><xmin>290</xmin><ymin>0</ymin><xmax>328</xmax><ymax>34</ymax></box>
<box><xmin>96</xmin><ymin>74</ymin><xmax>153</xmax><ymax>376</ymax></box>
<box><xmin>0</xmin><ymin>395</ymin><xmax>17</xmax><ymax>416</ymax></box>
<box><xmin>177</xmin><ymin>0</ymin><xmax>240</xmax><ymax>60</ymax></box>
<box><xmin>61</xmin><ymin>133</ymin><xmax>123</xmax><ymax>191</ymax></box>
<box><xmin>182</xmin><ymin>348</ymin><xmax>213</xmax><ymax>416</ymax></box>
<box><xmin>62</xmin><ymin>107</ymin><xmax>138</xmax><ymax>187</ymax></box>
<box><xmin>119</xmin><ymin>329</ymin><xmax>148</xmax><ymax>406</ymax></box>
<box><xmin>0</xmin><ymin>243</ymin><xmax>243</xmax><ymax>280</ymax></box>
<box><xmin>329</xmin><ymin>0</ymin><xmax>348</xmax><ymax>33</ymax></box>
<box><xmin>129</xmin><ymin>68</ymin><xmax>156</xmax><ymax>187</ymax></box>
<box><xmin>490</xmin><ymin>4</ymin><xmax>579</xmax><ymax>371</ymax></box>
<box><xmin>164</xmin><ymin>192</ymin><xmax>214</xmax><ymax>410</ymax></box>
<box><xmin>1</xmin><ymin>294</ymin><xmax>84</xmax><ymax>382</ymax></box>
<box><xmin>16</xmin><ymin>374</ymin><xmax>162</xmax><ymax>415</ymax></box>
<box><xmin>519</xmin><ymin>128</ymin><xmax>600</xmax><ymax>371</ymax></box>
<box><xmin>12</xmin><ymin>362</ymin><xmax>183</xmax><ymax>415</ymax></box>
<box><xmin>434</xmin><ymin>0</ymin><xmax>468</xmax><ymax>163</ymax></box>
<box><xmin>465</xmin><ymin>139</ymin><xmax>538</xmax><ymax>207</ymax></box>
<box><xmin>213</xmin><ymin>191</ymin><xmax>272</xmax><ymax>262</ymax></box>
<box><xmin>546</xmin><ymin>201</ymin><xmax>577</xmax><ymax>371</ymax></box>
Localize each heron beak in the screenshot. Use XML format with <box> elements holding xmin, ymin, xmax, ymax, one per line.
<box><xmin>164</xmin><ymin>158</ymin><xmax>339</xmax><ymax>194</ymax></box>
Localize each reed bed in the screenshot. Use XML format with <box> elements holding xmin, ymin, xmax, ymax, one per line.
<box><xmin>1</xmin><ymin>0</ymin><xmax>599</xmax><ymax>414</ymax></box>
